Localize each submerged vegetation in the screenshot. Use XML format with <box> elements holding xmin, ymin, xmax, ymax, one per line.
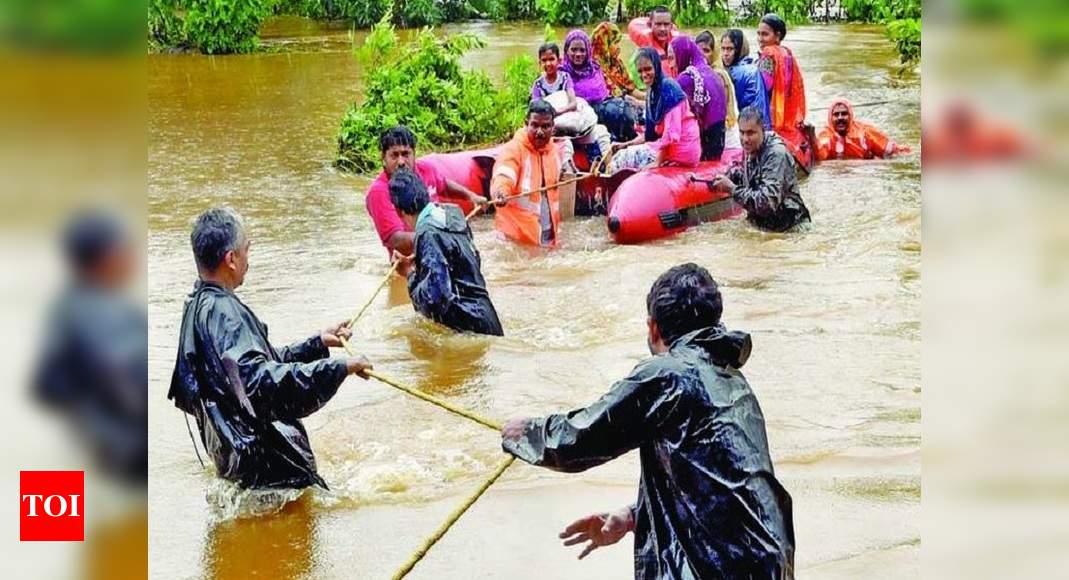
<box><xmin>335</xmin><ymin>15</ymin><xmax>536</xmax><ymax>173</ymax></box>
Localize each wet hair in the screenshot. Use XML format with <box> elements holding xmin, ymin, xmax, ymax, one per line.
<box><xmin>649</xmin><ymin>5</ymin><xmax>672</xmax><ymax>19</ymax></box>
<box><xmin>695</xmin><ymin>30</ymin><xmax>714</xmax><ymax>47</ymax></box>
<box><xmin>379</xmin><ymin>125</ymin><xmax>417</xmax><ymax>154</ymax></box>
<box><xmin>646</xmin><ymin>263</ymin><xmax>723</xmax><ymax>345</ymax></box>
<box><xmin>723</xmin><ymin>28</ymin><xmax>749</xmax><ymax>65</ymax></box>
<box><xmin>527</xmin><ymin>99</ymin><xmax>556</xmax><ymax>119</ymax></box>
<box><xmin>538</xmin><ymin>42</ymin><xmax>560</xmax><ymax>59</ymax></box>
<box><xmin>63</xmin><ymin>209</ymin><xmax>126</xmax><ymax>273</ymax></box>
<box><xmin>738</xmin><ymin>105</ymin><xmax>765</xmax><ymax>127</ymax></box>
<box><xmin>388</xmin><ymin>167</ymin><xmax>430</xmax><ymax>216</ymax></box>
<box><xmin>191</xmin><ymin>207</ymin><xmax>244</xmax><ymax>271</ymax></box>
<box><xmin>761</xmin><ymin>13</ymin><xmax>787</xmax><ymax>40</ymax></box>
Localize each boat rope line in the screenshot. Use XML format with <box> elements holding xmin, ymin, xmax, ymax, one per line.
<box><xmin>337</xmin><ymin>335</ymin><xmax>513</xmax><ymax>579</ymax></box>
<box><xmin>337</xmin><ymin>155</ymin><xmax>615</xmax><ymax>577</ymax></box>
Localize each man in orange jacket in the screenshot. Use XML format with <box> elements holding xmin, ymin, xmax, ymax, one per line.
<box><xmin>817</xmin><ymin>98</ymin><xmax>912</xmax><ymax>161</ymax></box>
<box><xmin>491</xmin><ymin>100</ymin><xmax>563</xmax><ymax>247</ymax></box>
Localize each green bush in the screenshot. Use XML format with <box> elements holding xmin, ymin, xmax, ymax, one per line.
<box><xmin>886</xmin><ymin>17</ymin><xmax>920</xmax><ymax>64</ymax></box>
<box><xmin>183</xmin><ymin>0</ymin><xmax>272</xmax><ymax>54</ymax></box>
<box><xmin>494</xmin><ymin>0</ymin><xmax>540</xmax><ymax>20</ymax></box>
<box><xmin>150</xmin><ymin>0</ymin><xmax>187</xmax><ymax>48</ymax></box>
<box><xmin>337</xmin><ymin>22</ymin><xmax>537</xmax><ymax>173</ymax></box>
<box><xmin>842</xmin><ymin>0</ymin><xmax>919</xmax><ymax>22</ymax></box>
<box><xmin>676</xmin><ymin>3</ymin><xmax>733</xmax><ymax>27</ymax></box>
<box><xmin>273</xmin><ymin>0</ymin><xmax>326</xmax><ymax>18</ymax></box>
<box><xmin>739</xmin><ymin>0</ymin><xmax>812</xmax><ymax>23</ymax></box>
<box><xmin>536</xmin><ymin>0</ymin><xmax>610</xmax><ymax>26</ymax></box>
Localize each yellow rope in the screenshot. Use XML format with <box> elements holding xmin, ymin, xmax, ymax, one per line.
<box><xmin>363</xmin><ymin>368</ymin><xmax>501</xmax><ymax>431</ymax></box>
<box><xmin>346</xmin><ymin>260</ymin><xmax>400</xmax><ymax>330</ymax></box>
<box><xmin>390</xmin><ymin>455</ymin><xmax>516</xmax><ymax>580</ymax></box>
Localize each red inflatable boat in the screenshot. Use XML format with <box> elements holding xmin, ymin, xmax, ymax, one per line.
<box><xmin>419</xmin><ymin>147</ymin><xmax>500</xmax><ymax>215</ymax></box>
<box><xmin>606</xmin><ymin>148</ymin><xmax>746</xmax><ymax>244</ymax></box>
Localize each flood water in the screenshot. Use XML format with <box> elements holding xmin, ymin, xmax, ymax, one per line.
<box><xmin>148</xmin><ymin>19</ymin><xmax>919</xmax><ymax>579</ymax></box>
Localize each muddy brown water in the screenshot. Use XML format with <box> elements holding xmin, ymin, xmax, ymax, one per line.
<box><xmin>149</xmin><ymin>19</ymin><xmax>919</xmax><ymax>579</ymax></box>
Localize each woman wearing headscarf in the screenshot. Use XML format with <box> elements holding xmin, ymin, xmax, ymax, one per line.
<box><xmin>609</xmin><ymin>48</ymin><xmax>701</xmax><ymax>173</ymax></box>
<box><xmin>722</xmin><ymin>28</ymin><xmax>771</xmax><ymax>131</ymax></box>
<box><xmin>756</xmin><ymin>14</ymin><xmax>811</xmax><ymax>167</ymax></box>
<box><xmin>695</xmin><ymin>30</ymin><xmax>741</xmax><ymax>150</ymax></box>
<box><xmin>669</xmin><ymin>35</ymin><xmax>728</xmax><ymax>161</ymax></box>
<box><xmin>592</xmin><ymin>22</ymin><xmax>643</xmax><ymax>100</ymax></box>
<box><xmin>562</xmin><ymin>28</ymin><xmax>636</xmax><ymax>142</ymax></box>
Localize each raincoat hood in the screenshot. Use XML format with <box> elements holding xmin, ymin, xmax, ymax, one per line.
<box><xmin>669</xmin><ymin>324</ymin><xmax>752</xmax><ymax>369</ymax></box>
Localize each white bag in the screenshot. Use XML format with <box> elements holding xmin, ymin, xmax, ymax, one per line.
<box><xmin>542</xmin><ymin>92</ymin><xmax>598</xmax><ymax>137</ymax></box>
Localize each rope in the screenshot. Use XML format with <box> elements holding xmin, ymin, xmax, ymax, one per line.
<box><xmin>390</xmin><ymin>455</ymin><xmax>516</xmax><ymax>580</ymax></box>
<box><xmin>346</xmin><ymin>260</ymin><xmax>401</xmax><ymax>330</ymax></box>
<box><xmin>336</xmin><ymin>336</ymin><xmax>514</xmax><ymax>579</ymax></box>
<box><xmin>811</xmin><ymin>99</ymin><xmax>896</xmax><ymax>112</ymax></box>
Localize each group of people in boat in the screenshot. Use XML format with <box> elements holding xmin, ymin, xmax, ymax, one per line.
<box><xmin>165</xmin><ymin>8</ymin><xmax>920</xmax><ymax>578</ymax></box>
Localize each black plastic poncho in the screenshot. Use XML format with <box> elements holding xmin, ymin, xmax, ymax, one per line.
<box><xmin>503</xmin><ymin>326</ymin><xmax>795</xmax><ymax>579</ymax></box>
<box><xmin>408</xmin><ymin>203</ymin><xmax>503</xmax><ymax>336</ymax></box>
<box><xmin>732</xmin><ymin>132</ymin><xmax>811</xmax><ymax>232</ymax></box>
<box><xmin>168</xmin><ymin>281</ymin><xmax>347</xmax><ymax>489</ymax></box>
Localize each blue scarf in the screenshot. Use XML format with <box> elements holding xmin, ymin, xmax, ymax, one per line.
<box><xmin>639</xmin><ymin>47</ymin><xmax>687</xmax><ymax>142</ymax></box>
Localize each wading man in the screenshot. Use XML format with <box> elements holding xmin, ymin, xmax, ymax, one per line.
<box><xmin>169</xmin><ymin>208</ymin><xmax>373</xmax><ymax>489</ymax></box>
<box><xmin>390</xmin><ymin>167</ymin><xmax>504</xmax><ymax>336</ymax></box>
<box><xmin>365</xmin><ymin>125</ymin><xmax>486</xmax><ymax>258</ymax></box>
<box><xmin>501</xmin><ymin>263</ymin><xmax>795</xmax><ymax>578</ymax></box>
<box><xmin>704</xmin><ymin>106</ymin><xmax>811</xmax><ymax>232</ymax></box>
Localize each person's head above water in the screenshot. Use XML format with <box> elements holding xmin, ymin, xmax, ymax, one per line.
<box><xmin>646</xmin><ymin>263</ymin><xmax>723</xmax><ymax>354</ymax></box>
<box><xmin>649</xmin><ymin>5</ymin><xmax>673</xmax><ymax>44</ymax></box>
<box><xmin>525</xmin><ymin>99</ymin><xmax>556</xmax><ymax>150</ymax></box>
<box><xmin>721</xmin><ymin>28</ymin><xmax>749</xmax><ymax>67</ymax></box>
<box><xmin>379</xmin><ymin>125</ymin><xmax>418</xmax><ymax>177</ymax></box>
<box><xmin>738</xmin><ymin>106</ymin><xmax>767</xmax><ymax>154</ymax></box>
<box><xmin>830</xmin><ymin>100</ymin><xmax>853</xmax><ymax>136</ymax></box>
<box><xmin>758</xmin><ymin>13</ymin><xmax>787</xmax><ymax>48</ymax></box>
<box><xmin>191</xmin><ymin>207</ymin><xmax>249</xmax><ymax>290</ymax></box>
<box><xmin>389</xmin><ymin>166</ymin><xmax>431</xmax><ymax>229</ymax></box>
<box><xmin>63</xmin><ymin>209</ymin><xmax>134</xmax><ymax>289</ymax></box>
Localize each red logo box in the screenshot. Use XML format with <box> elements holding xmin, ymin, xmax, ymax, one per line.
<box><xmin>20</xmin><ymin>471</ymin><xmax>84</xmax><ymax>541</ymax></box>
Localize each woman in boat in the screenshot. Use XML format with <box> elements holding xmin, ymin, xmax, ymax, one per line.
<box><xmin>721</xmin><ymin>28</ymin><xmax>771</xmax><ymax>131</ymax></box>
<box><xmin>592</xmin><ymin>21</ymin><xmax>644</xmax><ymax>101</ymax></box>
<box><xmin>562</xmin><ymin>28</ymin><xmax>636</xmax><ymax>142</ymax></box>
<box><xmin>756</xmin><ymin>14</ymin><xmax>809</xmax><ymax>165</ymax></box>
<box><xmin>695</xmin><ymin>30</ymin><xmax>740</xmax><ymax>150</ymax></box>
<box><xmin>669</xmin><ymin>35</ymin><xmax>728</xmax><ymax>161</ymax></box>
<box><xmin>609</xmin><ymin>48</ymin><xmax>701</xmax><ymax>173</ymax></box>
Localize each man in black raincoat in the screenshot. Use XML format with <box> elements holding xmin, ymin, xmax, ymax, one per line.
<box><xmin>706</xmin><ymin>106</ymin><xmax>811</xmax><ymax>232</ymax></box>
<box><xmin>169</xmin><ymin>208</ymin><xmax>373</xmax><ymax>489</ymax></box>
<box><xmin>501</xmin><ymin>263</ymin><xmax>794</xmax><ymax>579</ymax></box>
<box><xmin>390</xmin><ymin>167</ymin><xmax>504</xmax><ymax>336</ymax></box>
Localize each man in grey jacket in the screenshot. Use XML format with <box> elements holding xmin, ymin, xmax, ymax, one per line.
<box><xmin>708</xmin><ymin>106</ymin><xmax>811</xmax><ymax>232</ymax></box>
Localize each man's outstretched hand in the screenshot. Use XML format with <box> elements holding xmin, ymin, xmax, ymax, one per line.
<box><xmin>345</xmin><ymin>355</ymin><xmax>373</xmax><ymax>379</ymax></box>
<box><xmin>559</xmin><ymin>506</ymin><xmax>635</xmax><ymax>560</ymax></box>
<box><xmin>320</xmin><ymin>321</ymin><xmax>353</xmax><ymax>348</ymax></box>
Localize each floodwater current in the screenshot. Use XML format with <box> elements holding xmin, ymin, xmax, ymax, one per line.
<box><xmin>149</xmin><ymin>19</ymin><xmax>919</xmax><ymax>579</ymax></box>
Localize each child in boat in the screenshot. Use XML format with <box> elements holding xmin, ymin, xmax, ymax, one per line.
<box><xmin>532</xmin><ymin>42</ymin><xmax>610</xmax><ymax>173</ymax></box>
<box><xmin>531</xmin><ymin>43</ymin><xmax>577</xmax><ymax>114</ymax></box>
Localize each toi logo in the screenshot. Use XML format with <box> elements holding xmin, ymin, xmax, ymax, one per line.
<box><xmin>20</xmin><ymin>471</ymin><xmax>84</xmax><ymax>541</ymax></box>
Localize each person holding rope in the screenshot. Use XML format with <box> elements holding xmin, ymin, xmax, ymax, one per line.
<box><xmin>390</xmin><ymin>167</ymin><xmax>504</xmax><ymax>336</ymax></box>
<box><xmin>169</xmin><ymin>207</ymin><xmax>373</xmax><ymax>490</ymax></box>
<box><xmin>501</xmin><ymin>263</ymin><xmax>795</xmax><ymax>578</ymax></box>
<box><xmin>697</xmin><ymin>106</ymin><xmax>811</xmax><ymax>232</ymax></box>
<box><xmin>490</xmin><ymin>100</ymin><xmax>563</xmax><ymax>247</ymax></box>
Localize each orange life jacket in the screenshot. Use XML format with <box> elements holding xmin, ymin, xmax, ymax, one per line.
<box><xmin>490</xmin><ymin>129</ymin><xmax>562</xmax><ymax>247</ymax></box>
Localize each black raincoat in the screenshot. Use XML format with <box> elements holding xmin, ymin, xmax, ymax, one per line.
<box><xmin>503</xmin><ymin>326</ymin><xmax>795</xmax><ymax>579</ymax></box>
<box><xmin>168</xmin><ymin>281</ymin><xmax>348</xmax><ymax>489</ymax></box>
<box><xmin>731</xmin><ymin>132</ymin><xmax>811</xmax><ymax>232</ymax></box>
<box><xmin>409</xmin><ymin>203</ymin><xmax>503</xmax><ymax>336</ymax></box>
